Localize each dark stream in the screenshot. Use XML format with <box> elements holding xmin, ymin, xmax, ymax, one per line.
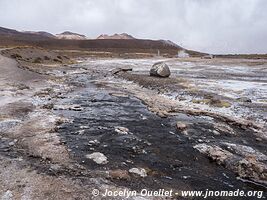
<box><xmin>56</xmin><ymin>73</ymin><xmax>266</xmax><ymax>199</ymax></box>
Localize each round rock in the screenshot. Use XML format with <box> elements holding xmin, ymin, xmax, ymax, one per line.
<box><xmin>86</xmin><ymin>152</ymin><xmax>108</xmax><ymax>164</ymax></box>
<box><xmin>176</xmin><ymin>122</ymin><xmax>187</xmax><ymax>130</ymax></box>
<box><xmin>150</xmin><ymin>62</ymin><xmax>171</xmax><ymax>78</ymax></box>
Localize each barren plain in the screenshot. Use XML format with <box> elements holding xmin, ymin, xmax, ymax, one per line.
<box><xmin>0</xmin><ymin>46</ymin><xmax>266</xmax><ymax>199</ymax></box>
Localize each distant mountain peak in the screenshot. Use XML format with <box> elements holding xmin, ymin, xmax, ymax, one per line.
<box><xmin>0</xmin><ymin>27</ymin><xmax>55</xmax><ymax>39</ymax></box>
<box><xmin>97</xmin><ymin>33</ymin><xmax>135</xmax><ymax>40</ymax></box>
<box><xmin>58</xmin><ymin>31</ymin><xmax>85</xmax><ymax>37</ymax></box>
<box><xmin>22</xmin><ymin>31</ymin><xmax>55</xmax><ymax>38</ymax></box>
<box><xmin>56</xmin><ymin>31</ymin><xmax>87</xmax><ymax>40</ymax></box>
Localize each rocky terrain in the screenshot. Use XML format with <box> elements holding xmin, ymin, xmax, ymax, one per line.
<box><xmin>0</xmin><ymin>44</ymin><xmax>266</xmax><ymax>200</ymax></box>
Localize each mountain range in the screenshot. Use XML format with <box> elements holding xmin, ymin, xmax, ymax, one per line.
<box><xmin>0</xmin><ymin>26</ymin><xmax>180</xmax><ymax>43</ymax></box>
<box><xmin>0</xmin><ymin>26</ymin><xmax>205</xmax><ymax>57</ymax></box>
<box><xmin>0</xmin><ymin>27</ymin><xmax>137</xmax><ymax>40</ymax></box>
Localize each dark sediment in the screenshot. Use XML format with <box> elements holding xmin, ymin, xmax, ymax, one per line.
<box><xmin>56</xmin><ymin>76</ymin><xmax>266</xmax><ymax>198</ymax></box>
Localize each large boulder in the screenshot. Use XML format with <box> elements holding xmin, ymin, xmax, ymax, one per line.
<box><xmin>150</xmin><ymin>62</ymin><xmax>170</xmax><ymax>77</ymax></box>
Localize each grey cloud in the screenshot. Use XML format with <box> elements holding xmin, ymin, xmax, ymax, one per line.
<box><xmin>0</xmin><ymin>0</ymin><xmax>266</xmax><ymax>54</ymax></box>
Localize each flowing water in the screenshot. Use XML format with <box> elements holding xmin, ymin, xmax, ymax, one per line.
<box><xmin>54</xmin><ymin>71</ymin><xmax>266</xmax><ymax>199</ymax></box>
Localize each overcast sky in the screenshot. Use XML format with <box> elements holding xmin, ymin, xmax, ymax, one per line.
<box><xmin>0</xmin><ymin>0</ymin><xmax>266</xmax><ymax>54</ymax></box>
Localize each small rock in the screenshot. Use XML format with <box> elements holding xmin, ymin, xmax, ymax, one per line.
<box><xmin>256</xmin><ymin>137</ymin><xmax>262</xmax><ymax>142</ymax></box>
<box><xmin>109</xmin><ymin>169</ymin><xmax>130</xmax><ymax>180</ymax></box>
<box><xmin>176</xmin><ymin>122</ymin><xmax>187</xmax><ymax>131</ymax></box>
<box><xmin>17</xmin><ymin>157</ymin><xmax>23</xmax><ymax>161</ymax></box>
<box><xmin>213</xmin><ymin>130</ymin><xmax>220</xmax><ymax>135</ymax></box>
<box><xmin>144</xmin><ymin>141</ymin><xmax>152</xmax><ymax>146</ymax></box>
<box><xmin>80</xmin><ymin>125</ymin><xmax>89</xmax><ymax>129</ymax></box>
<box><xmin>150</xmin><ymin>62</ymin><xmax>171</xmax><ymax>78</ymax></box>
<box><xmin>163</xmin><ymin>176</ymin><xmax>173</xmax><ymax>180</ymax></box>
<box><xmin>2</xmin><ymin>190</ymin><xmax>13</xmax><ymax>200</ymax></box>
<box><xmin>169</xmin><ymin>131</ymin><xmax>175</xmax><ymax>135</ymax></box>
<box><xmin>88</xmin><ymin>140</ymin><xmax>99</xmax><ymax>145</ymax></box>
<box><xmin>86</xmin><ymin>152</ymin><xmax>108</xmax><ymax>164</ymax></box>
<box><xmin>8</xmin><ymin>141</ymin><xmax>15</xmax><ymax>146</ymax></box>
<box><xmin>88</xmin><ymin>140</ymin><xmax>100</xmax><ymax>146</ymax></box>
<box><xmin>115</xmin><ymin>126</ymin><xmax>130</xmax><ymax>134</ymax></box>
<box><xmin>141</xmin><ymin>115</ymin><xmax>147</xmax><ymax>120</ymax></box>
<box><xmin>78</xmin><ymin>130</ymin><xmax>85</xmax><ymax>135</ymax></box>
<box><xmin>129</xmin><ymin>168</ymin><xmax>147</xmax><ymax>177</ymax></box>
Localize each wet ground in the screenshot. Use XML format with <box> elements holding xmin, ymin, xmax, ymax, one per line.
<box><xmin>82</xmin><ymin>57</ymin><xmax>267</xmax><ymax>125</ymax></box>
<box><xmin>1</xmin><ymin>53</ymin><xmax>267</xmax><ymax>199</ymax></box>
<box><xmin>54</xmin><ymin>71</ymin><xmax>266</xmax><ymax>198</ymax></box>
